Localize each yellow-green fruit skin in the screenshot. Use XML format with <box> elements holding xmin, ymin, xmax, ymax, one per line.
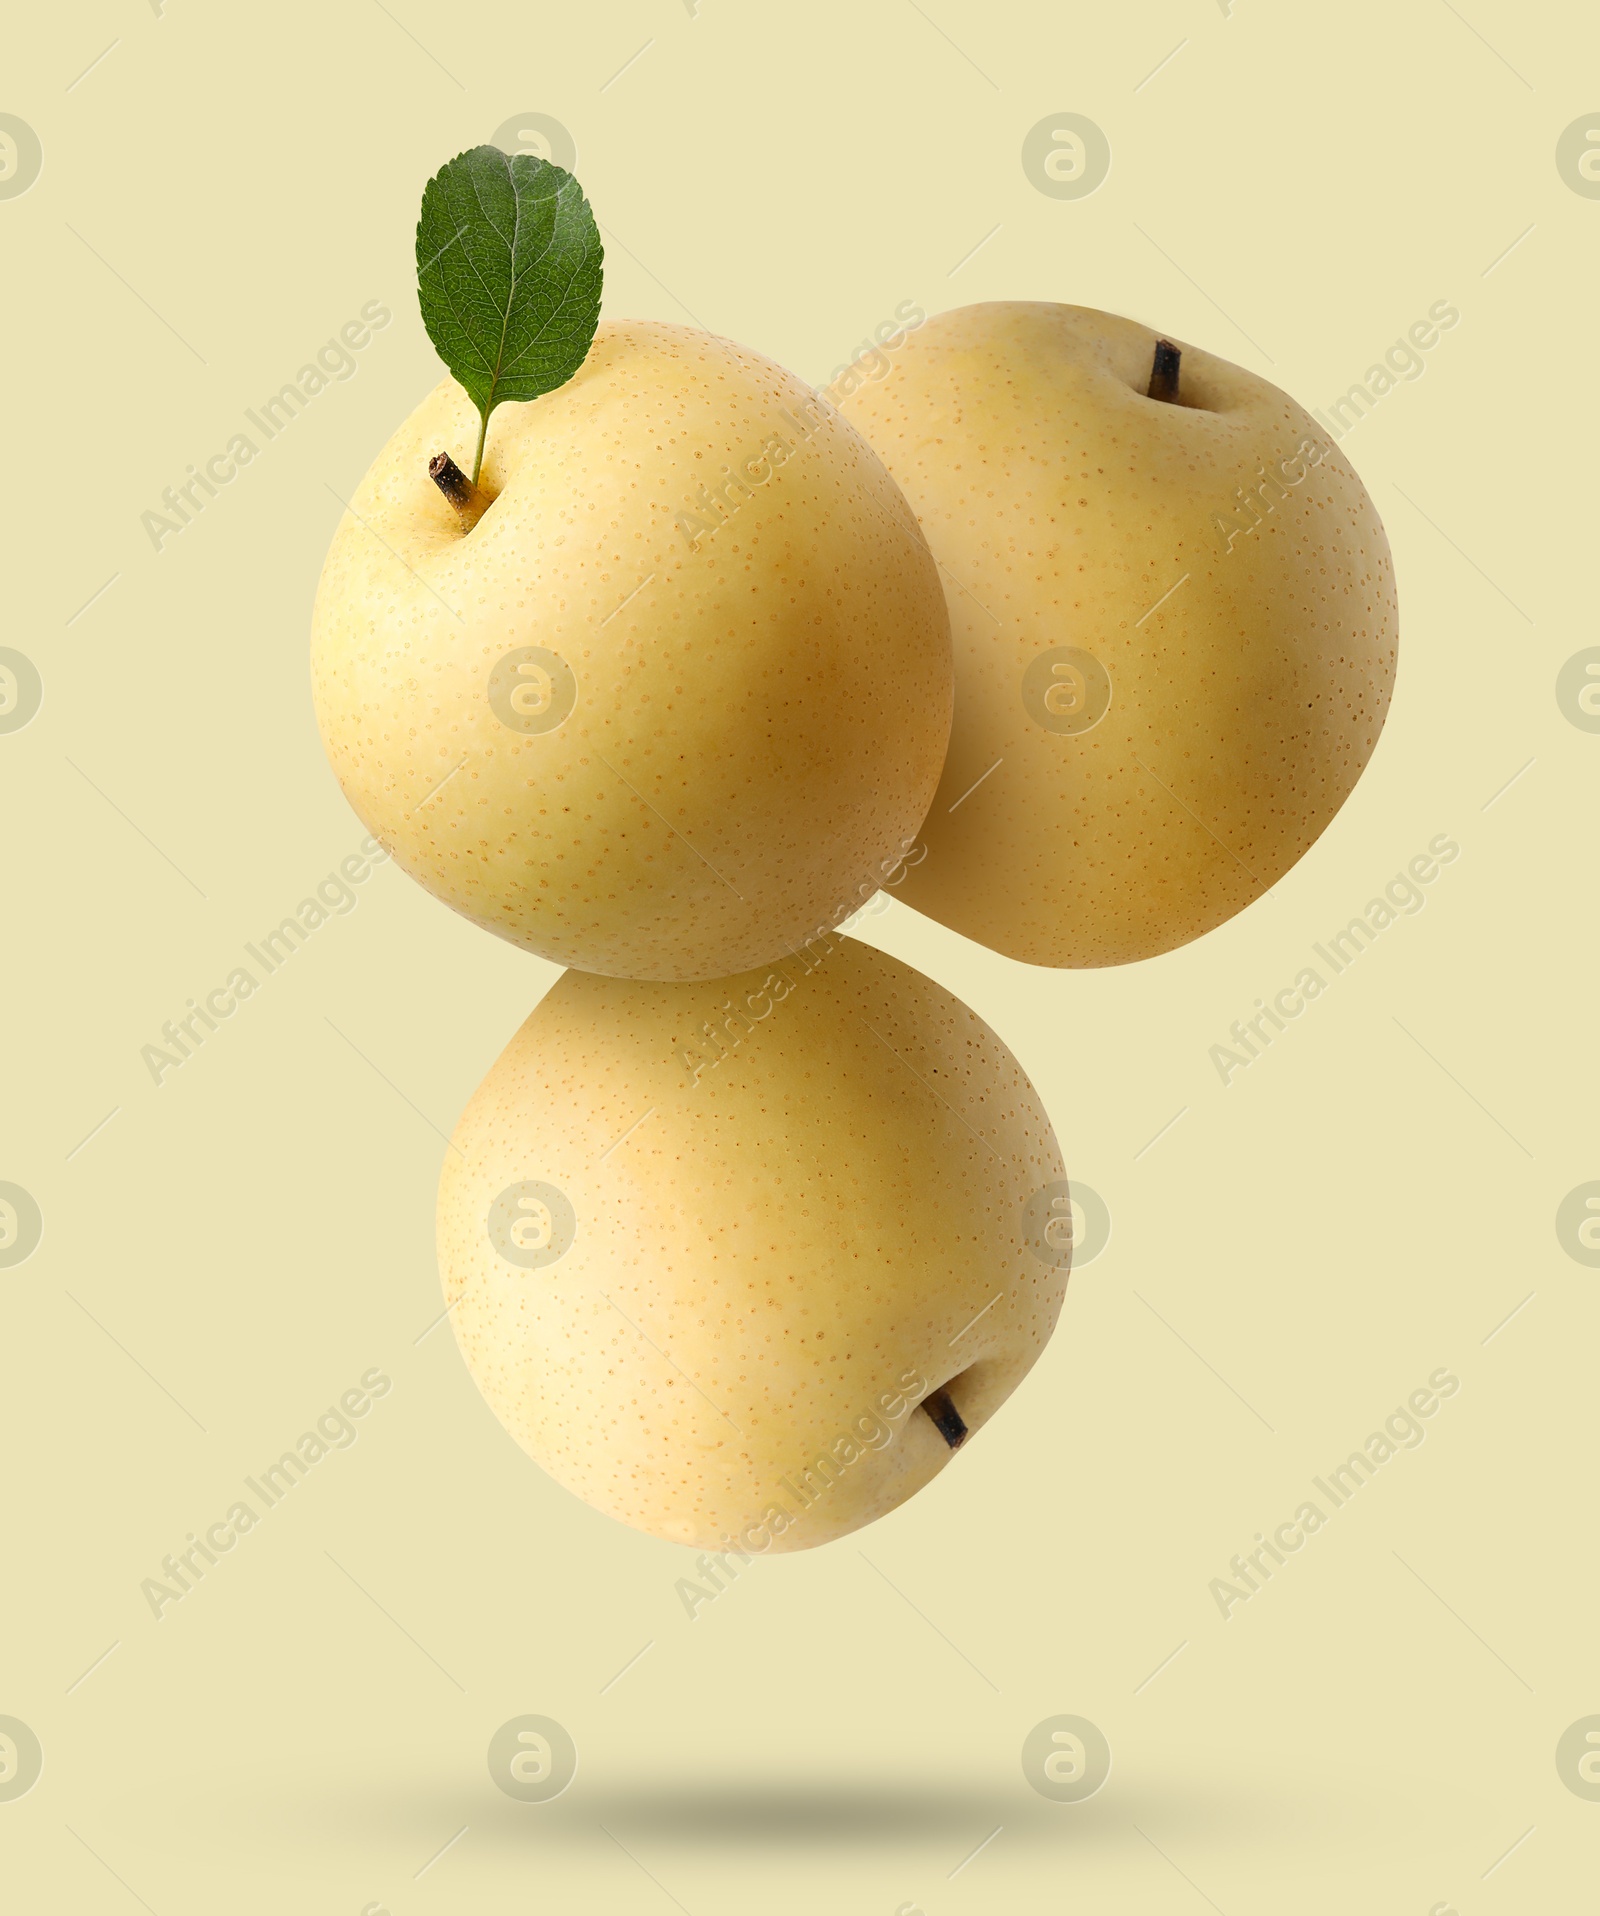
<box><xmin>436</xmin><ymin>939</ymin><xmax>1067</xmax><ymax>1552</ymax></box>
<box><xmin>310</xmin><ymin>321</ymin><xmax>953</xmax><ymax>982</ymax></box>
<box><xmin>836</xmin><ymin>302</ymin><xmax>1399</xmax><ymax>967</ymax></box>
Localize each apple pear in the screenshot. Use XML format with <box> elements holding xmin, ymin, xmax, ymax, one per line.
<box><xmin>836</xmin><ymin>301</ymin><xmax>1398</xmax><ymax>966</ymax></box>
<box><xmin>311</xmin><ymin>320</ymin><xmax>953</xmax><ymax>982</ymax></box>
<box><xmin>436</xmin><ymin>935</ymin><xmax>1069</xmax><ymax>1551</ymax></box>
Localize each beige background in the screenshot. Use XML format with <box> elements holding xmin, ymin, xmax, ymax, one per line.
<box><xmin>4</xmin><ymin>1</ymin><xmax>1597</xmax><ymax>1910</ymax></box>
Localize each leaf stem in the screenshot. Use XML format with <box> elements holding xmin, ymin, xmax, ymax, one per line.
<box><xmin>470</xmin><ymin>407</ymin><xmax>490</xmax><ymax>488</ymax></box>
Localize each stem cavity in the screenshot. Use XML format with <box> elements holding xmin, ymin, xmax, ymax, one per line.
<box><xmin>1147</xmin><ymin>339</ymin><xmax>1181</xmax><ymax>405</ymax></box>
<box><xmin>429</xmin><ymin>450</ymin><xmax>492</xmax><ymax>534</ymax></box>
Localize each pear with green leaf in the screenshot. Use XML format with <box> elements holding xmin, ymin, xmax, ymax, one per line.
<box><xmin>311</xmin><ymin>146</ymin><xmax>953</xmax><ymax>982</ymax></box>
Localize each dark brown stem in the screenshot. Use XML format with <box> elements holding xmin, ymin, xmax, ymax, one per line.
<box><xmin>921</xmin><ymin>1387</ymin><xmax>968</xmax><ymax>1450</ymax></box>
<box><xmin>1147</xmin><ymin>339</ymin><xmax>1181</xmax><ymax>405</ymax></box>
<box><xmin>429</xmin><ymin>450</ymin><xmax>492</xmax><ymax>533</ymax></box>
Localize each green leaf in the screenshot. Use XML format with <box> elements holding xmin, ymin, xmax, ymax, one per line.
<box><xmin>415</xmin><ymin>145</ymin><xmax>604</xmax><ymax>483</ymax></box>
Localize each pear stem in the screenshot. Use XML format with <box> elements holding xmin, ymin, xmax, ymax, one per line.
<box><xmin>429</xmin><ymin>450</ymin><xmax>492</xmax><ymax>534</ymax></box>
<box><xmin>921</xmin><ymin>1387</ymin><xmax>968</xmax><ymax>1450</ymax></box>
<box><xmin>1147</xmin><ymin>340</ymin><xmax>1181</xmax><ymax>404</ymax></box>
